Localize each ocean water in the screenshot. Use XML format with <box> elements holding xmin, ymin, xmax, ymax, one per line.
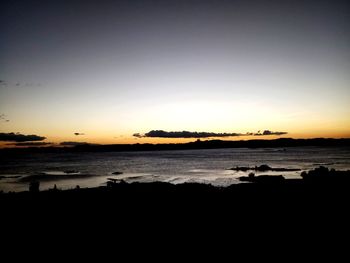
<box><xmin>1</xmin><ymin>147</ymin><xmax>350</xmax><ymax>192</ymax></box>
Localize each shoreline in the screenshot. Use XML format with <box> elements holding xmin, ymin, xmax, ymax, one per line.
<box><xmin>2</xmin><ymin>166</ymin><xmax>349</xmax><ymax>198</ymax></box>
<box><xmin>2</xmin><ymin>167</ymin><xmax>350</xmax><ymax>233</ymax></box>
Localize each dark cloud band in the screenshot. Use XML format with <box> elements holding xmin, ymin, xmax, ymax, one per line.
<box><xmin>134</xmin><ymin>130</ymin><xmax>242</xmax><ymax>138</ymax></box>
<box><xmin>0</xmin><ymin>132</ymin><xmax>46</xmax><ymax>142</ymax></box>
<box><xmin>133</xmin><ymin>130</ymin><xmax>287</xmax><ymax>138</ymax></box>
<box><xmin>255</xmin><ymin>130</ymin><xmax>288</xmax><ymax>136</ymax></box>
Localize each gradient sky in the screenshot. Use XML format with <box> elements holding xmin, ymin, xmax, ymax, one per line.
<box><xmin>1</xmin><ymin>0</ymin><xmax>349</xmax><ymax>145</ymax></box>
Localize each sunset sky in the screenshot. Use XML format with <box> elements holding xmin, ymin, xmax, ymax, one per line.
<box><xmin>1</xmin><ymin>0</ymin><xmax>349</xmax><ymax>146</ymax></box>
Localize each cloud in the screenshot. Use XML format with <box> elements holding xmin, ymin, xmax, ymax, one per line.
<box><xmin>0</xmin><ymin>132</ymin><xmax>46</xmax><ymax>142</ymax></box>
<box><xmin>134</xmin><ymin>130</ymin><xmax>242</xmax><ymax>138</ymax></box>
<box><xmin>0</xmin><ymin>80</ymin><xmax>41</xmax><ymax>87</ymax></box>
<box><xmin>7</xmin><ymin>142</ymin><xmax>53</xmax><ymax>146</ymax></box>
<box><xmin>133</xmin><ymin>133</ymin><xmax>143</xmax><ymax>138</ymax></box>
<box><xmin>25</xmin><ymin>82</ymin><xmax>42</xmax><ymax>87</ymax></box>
<box><xmin>134</xmin><ymin>130</ymin><xmax>288</xmax><ymax>138</ymax></box>
<box><xmin>60</xmin><ymin>141</ymin><xmax>90</xmax><ymax>146</ymax></box>
<box><xmin>0</xmin><ymin>114</ymin><xmax>10</xmax><ymax>122</ymax></box>
<box><xmin>74</xmin><ymin>132</ymin><xmax>85</xmax><ymax>136</ymax></box>
<box><xmin>263</xmin><ymin>130</ymin><xmax>287</xmax><ymax>136</ymax></box>
<box><xmin>254</xmin><ymin>130</ymin><xmax>288</xmax><ymax>136</ymax></box>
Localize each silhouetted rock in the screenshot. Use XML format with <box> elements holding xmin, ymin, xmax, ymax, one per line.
<box><xmin>230</xmin><ymin>166</ymin><xmax>251</xmax><ymax>171</ymax></box>
<box><xmin>239</xmin><ymin>174</ymin><xmax>285</xmax><ymax>183</ymax></box>
<box><xmin>229</xmin><ymin>165</ymin><xmax>300</xmax><ymax>172</ymax></box>
<box><xmin>301</xmin><ymin>166</ymin><xmax>350</xmax><ymax>183</ymax></box>
<box><xmin>64</xmin><ymin>170</ymin><xmax>79</xmax><ymax>174</ymax></box>
<box><xmin>249</xmin><ymin>172</ymin><xmax>255</xmax><ymax>179</ymax></box>
<box><xmin>106</xmin><ymin>178</ymin><xmax>127</xmax><ymax>187</ymax></box>
<box><xmin>256</xmin><ymin>164</ymin><xmax>271</xmax><ymax>171</ymax></box>
<box><xmin>19</xmin><ymin>172</ymin><xmax>95</xmax><ymax>182</ymax></box>
<box><xmin>107</xmin><ymin>178</ymin><xmax>118</xmax><ymax>187</ymax></box>
<box><xmin>269</xmin><ymin>167</ymin><xmax>300</xmax><ymax>172</ymax></box>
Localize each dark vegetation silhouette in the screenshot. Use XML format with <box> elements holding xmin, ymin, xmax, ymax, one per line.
<box><xmin>59</xmin><ymin>141</ymin><xmax>91</xmax><ymax>146</ymax></box>
<box><xmin>1</xmin><ymin>138</ymin><xmax>350</xmax><ymax>155</ymax></box>
<box><xmin>29</xmin><ymin>181</ymin><xmax>40</xmax><ymax>193</ymax></box>
<box><xmin>2</xmin><ymin>167</ymin><xmax>350</xmax><ymax>214</ymax></box>
<box><xmin>1</xmin><ymin>166</ymin><xmax>350</xmax><ymax>249</ymax></box>
<box><xmin>1</xmin><ymin>140</ymin><xmax>349</xmax><ymax>239</ymax></box>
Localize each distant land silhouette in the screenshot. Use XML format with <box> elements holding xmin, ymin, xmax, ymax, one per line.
<box><xmin>1</xmin><ymin>138</ymin><xmax>350</xmax><ymax>155</ymax></box>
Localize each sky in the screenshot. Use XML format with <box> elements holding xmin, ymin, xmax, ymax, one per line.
<box><xmin>1</xmin><ymin>0</ymin><xmax>349</xmax><ymax>146</ymax></box>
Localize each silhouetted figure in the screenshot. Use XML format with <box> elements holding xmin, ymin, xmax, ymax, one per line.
<box><xmin>29</xmin><ymin>181</ymin><xmax>40</xmax><ymax>193</ymax></box>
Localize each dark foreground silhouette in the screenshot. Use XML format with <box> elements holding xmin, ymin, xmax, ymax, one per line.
<box><xmin>1</xmin><ymin>166</ymin><xmax>350</xmax><ymax>253</ymax></box>
<box><xmin>1</xmin><ymin>167</ymin><xmax>349</xmax><ymax>220</ymax></box>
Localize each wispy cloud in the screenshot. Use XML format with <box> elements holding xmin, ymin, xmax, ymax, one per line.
<box><xmin>0</xmin><ymin>80</ymin><xmax>41</xmax><ymax>87</ymax></box>
<box><xmin>74</xmin><ymin>132</ymin><xmax>85</xmax><ymax>136</ymax></box>
<box><xmin>133</xmin><ymin>133</ymin><xmax>143</xmax><ymax>138</ymax></box>
<box><xmin>0</xmin><ymin>114</ymin><xmax>10</xmax><ymax>122</ymax></box>
<box><xmin>0</xmin><ymin>132</ymin><xmax>46</xmax><ymax>142</ymax></box>
<box><xmin>133</xmin><ymin>130</ymin><xmax>288</xmax><ymax>138</ymax></box>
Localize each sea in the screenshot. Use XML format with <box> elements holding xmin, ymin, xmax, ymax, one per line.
<box><xmin>1</xmin><ymin>147</ymin><xmax>350</xmax><ymax>192</ymax></box>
